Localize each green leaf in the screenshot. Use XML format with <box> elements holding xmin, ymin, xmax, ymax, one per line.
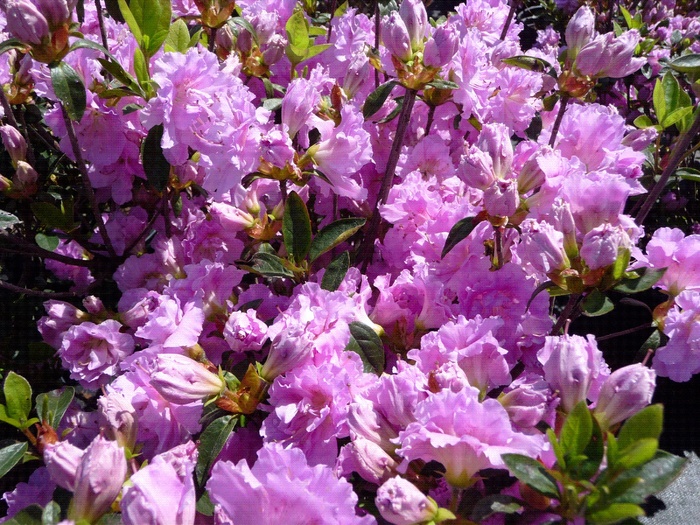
<box><xmin>195</xmin><ymin>415</ymin><xmax>238</xmax><ymax>487</ymax></box>
<box><xmin>633</xmin><ymin>115</ymin><xmax>654</xmax><ymax>129</ymax></box>
<box><xmin>561</xmin><ymin>401</ymin><xmax>593</xmax><ymax>458</ymax></box>
<box><xmin>42</xmin><ymin>501</ymin><xmax>60</xmax><ymax>525</ymax></box>
<box><xmin>581</xmin><ymin>289</ymin><xmax>614</xmax><ymax>317</ymax></box>
<box><xmin>0</xmin><ymin>210</ymin><xmax>21</xmax><ymax>230</ymax></box>
<box><xmin>654</xmin><ymin>72</ymin><xmax>682</xmax><ymax>127</ymax></box>
<box><xmin>164</xmin><ymin>18</ymin><xmax>190</xmax><ymax>53</ymax></box>
<box><xmin>309</xmin><ymin>218</ymin><xmax>365</xmax><ymax>262</ymax></box>
<box><xmin>286</xmin><ymin>10</ymin><xmax>309</xmax><ymax>51</ymax></box>
<box><xmin>0</xmin><ymin>38</ymin><xmax>28</xmax><ymax>56</ymax></box>
<box><xmin>118</xmin><ymin>0</ymin><xmax>144</xmax><ymax>43</ymax></box>
<box><xmin>362</xmin><ymin>81</ymin><xmax>397</xmax><ymax>119</ymax></box>
<box><xmin>133</xmin><ymin>46</ymin><xmax>150</xmax><ymax>87</ymax></box>
<box><xmin>502</xmin><ymin>55</ymin><xmax>552</xmax><ymax>72</ymax></box>
<box><xmin>501</xmin><ymin>454</ymin><xmax>560</xmax><ymax>499</ymax></box>
<box><xmin>334</xmin><ymin>0</ymin><xmax>349</xmax><ymax>17</ymax></box>
<box><xmin>4</xmin><ymin>372</ymin><xmax>32</xmax><ymax>426</ymax></box>
<box><xmin>321</xmin><ymin>251</ymin><xmax>350</xmax><ymax>291</ymax></box>
<box><xmin>0</xmin><ymin>442</ymin><xmax>28</xmax><ymax>478</ymax></box>
<box><xmin>30</xmin><ymin>202</ymin><xmax>76</xmax><ymax>232</ymax></box>
<box><xmin>34</xmin><ymin>233</ymin><xmax>59</xmax><ymax>251</ymax></box>
<box><xmin>0</xmin><ymin>404</ymin><xmax>22</xmax><ymax>428</ymax></box>
<box><xmin>571</xmin><ymin>413</ymin><xmax>604</xmax><ymax>480</ymax></box>
<box><xmin>50</xmin><ymin>62</ymin><xmax>86</xmax><ymax>122</ymax></box>
<box><xmin>441</xmin><ymin>217</ymin><xmax>475</xmax><ymax>258</ymax></box>
<box><xmin>470</xmin><ymin>495</ymin><xmax>523</xmax><ymax>522</ymax></box>
<box><xmin>617</xmin><ymin>404</ymin><xmax>663</xmax><ymax>450</ymax></box>
<box><xmin>547</xmin><ymin>427</ymin><xmax>566</xmax><ymax>469</ymax></box>
<box><xmin>2</xmin><ymin>503</ymin><xmax>43</xmax><ymax>525</ymax></box>
<box><xmin>662</xmin><ymin>106</ymin><xmax>694</xmax><ymax>129</ymax></box>
<box><xmin>669</xmin><ymin>53</ymin><xmax>700</xmax><ymax>74</ymax></box>
<box><xmin>305</xmin><ymin>43</ymin><xmax>332</xmax><ymax>61</ymax></box>
<box><xmin>426</xmin><ymin>79</ymin><xmax>459</xmax><ymax>90</ymax></box>
<box><xmin>347</xmin><ymin>322</ymin><xmax>385</xmax><ymax>375</ymax></box>
<box><xmin>36</xmin><ymin>387</ymin><xmax>74</xmax><ymax>429</ymax></box>
<box><xmin>126</xmin><ymin>0</ymin><xmax>172</xmax><ymax>57</ymax></box>
<box><xmin>251</xmin><ymin>252</ymin><xmax>295</xmax><ymax>278</ymax></box>
<box><xmin>282</xmin><ymin>191</ymin><xmax>312</xmax><ymax>264</ymax></box>
<box><xmin>612</xmin><ymin>451</ymin><xmax>686</xmax><ymax>504</ymax></box>
<box><xmin>141</xmin><ymin>124</ymin><xmax>170</xmax><ymax>191</ymax></box>
<box><xmin>613</xmin><ymin>267</ymin><xmax>667</xmax><ymax>294</ymax></box>
<box><xmin>587</xmin><ymin>503</ymin><xmax>644</xmax><ymax>525</ymax></box>
<box><xmin>615</xmin><ymin>438</ymin><xmax>658</xmax><ymax>470</ymax></box>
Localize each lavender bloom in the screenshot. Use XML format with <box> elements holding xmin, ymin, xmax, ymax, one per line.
<box><xmin>383</xmin><ymin>12</ymin><xmax>413</xmax><ymax>62</ymax></box>
<box><xmin>43</xmin><ymin>441</ymin><xmax>85</xmax><ymax>491</ymax></box>
<box><xmin>565</xmin><ymin>6</ymin><xmax>596</xmax><ymax>59</ymax></box>
<box><xmin>575</xmin><ymin>30</ymin><xmax>646</xmax><ymax>79</ymax></box>
<box><xmin>580</xmin><ymin>223</ymin><xmax>631</xmax><ymax>270</ymax></box>
<box><xmin>0</xmin><ymin>125</ymin><xmax>27</xmax><ymax>165</ymax></box>
<box><xmin>2</xmin><ymin>0</ymin><xmax>50</xmax><ymax>44</ymax></box>
<box><xmin>1</xmin><ymin>467</ymin><xmax>55</xmax><ymax>521</ymax></box>
<box><xmin>207</xmin><ymin>442</ymin><xmax>376</xmax><ymax>524</ymax></box>
<box><xmin>223</xmin><ymin>309</ymin><xmax>268</xmax><ymax>353</ymax></box>
<box><xmin>653</xmin><ymin>290</ymin><xmax>700</xmax><ymax>382</ymax></box>
<box><xmin>423</xmin><ymin>24</ymin><xmax>459</xmax><ymax>69</ymax></box>
<box><xmin>58</xmin><ymin>320</ymin><xmax>135</xmax><ymax>390</ymax></box>
<box><xmin>282</xmin><ymin>78</ymin><xmax>320</xmax><ymax>138</ymax></box>
<box><xmin>149</xmin><ymin>353</ymin><xmax>225</xmax><ymax>405</ymax></box>
<box><xmin>97</xmin><ymin>391</ymin><xmax>138</xmax><ymax>450</ymax></box>
<box><xmin>398</xmin><ymin>0</ymin><xmax>429</xmax><ymax>52</ymax></box>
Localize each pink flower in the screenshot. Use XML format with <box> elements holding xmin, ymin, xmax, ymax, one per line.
<box><xmin>396</xmin><ymin>387</ymin><xmax>544</xmax><ymax>487</ymax></box>
<box><xmin>223</xmin><ymin>309</ymin><xmax>269</xmax><ymax>353</ymax></box>
<box><xmin>207</xmin><ymin>443</ymin><xmax>376</xmax><ymax>525</ymax></box>
<box><xmin>1</xmin><ymin>467</ymin><xmax>55</xmax><ymax>521</ymax></box>
<box><xmin>580</xmin><ymin>223</ymin><xmax>631</xmax><ymax>270</ymax></box>
<box><xmin>575</xmin><ymin>30</ymin><xmax>646</xmax><ymax>79</ymax></box>
<box><xmin>44</xmin><ymin>441</ymin><xmax>85</xmax><ymax>491</ymax></box>
<box><xmin>653</xmin><ymin>290</ymin><xmax>700</xmax><ymax>382</ymax></box>
<box><xmin>149</xmin><ymin>354</ymin><xmax>225</xmax><ymax>405</ymax></box>
<box><xmin>593</xmin><ymin>364</ymin><xmax>656</xmax><ymax>430</ymax></box>
<box><xmin>375</xmin><ymin>477</ymin><xmax>439</xmax><ymax>525</ymax></box>
<box><xmin>282</xmin><ymin>78</ymin><xmax>320</xmax><ymax>138</ymax></box>
<box><xmin>383</xmin><ymin>12</ymin><xmax>413</xmax><ymax>62</ymax></box>
<box><xmin>58</xmin><ymin>320</ymin><xmax>134</xmax><ymax>390</ymax></box>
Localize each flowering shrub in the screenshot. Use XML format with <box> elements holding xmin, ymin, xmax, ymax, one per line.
<box><xmin>0</xmin><ymin>0</ymin><xmax>699</xmax><ymax>523</ymax></box>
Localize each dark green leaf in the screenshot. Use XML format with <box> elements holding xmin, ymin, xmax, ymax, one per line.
<box><xmin>612</xmin><ymin>451</ymin><xmax>686</xmax><ymax>504</ymax></box>
<box><xmin>321</xmin><ymin>251</ymin><xmax>350</xmax><ymax>291</ymax></box>
<box><xmin>230</xmin><ymin>18</ymin><xmax>258</xmax><ymax>45</ymax></box>
<box><xmin>164</xmin><ymin>18</ymin><xmax>190</xmax><ymax>53</ymax></box>
<box><xmin>426</xmin><ymin>79</ymin><xmax>459</xmax><ymax>90</ymax></box>
<box><xmin>581</xmin><ymin>289</ymin><xmax>614</xmax><ymax>317</ymax></box>
<box><xmin>0</xmin><ymin>442</ymin><xmax>28</xmax><ymax>478</ymax></box>
<box><xmin>2</xmin><ymin>504</ymin><xmax>43</xmax><ymax>525</ymax></box>
<box><xmin>4</xmin><ymin>372</ymin><xmax>32</xmax><ymax>425</ymax></box>
<box><xmin>378</xmin><ymin>97</ymin><xmax>403</xmax><ymax>124</ymax></box>
<box><xmin>34</xmin><ymin>234</ymin><xmax>59</xmax><ymax>252</ymax></box>
<box><xmin>251</xmin><ymin>252</ymin><xmax>295</xmax><ymax>278</ymax></box>
<box><xmin>363</xmin><ymin>81</ymin><xmax>397</xmax><ymax>119</ymax></box>
<box><xmin>676</xmin><ymin>167</ymin><xmax>700</xmax><ymax>183</ymax></box>
<box><xmin>262</xmin><ymin>98</ymin><xmax>283</xmax><ymax>111</ymax></box>
<box><xmin>561</xmin><ymin>401</ymin><xmax>593</xmax><ymax>458</ymax></box>
<box><xmin>30</xmin><ymin>202</ymin><xmax>76</xmax><ymax>232</ymax></box>
<box><xmin>502</xmin><ymin>55</ymin><xmax>552</xmax><ymax>72</ymax></box>
<box><xmin>196</xmin><ymin>492</ymin><xmax>215</xmax><ymax>516</ymax></box>
<box><xmin>195</xmin><ymin>415</ymin><xmax>238</xmax><ymax>487</ymax></box>
<box><xmin>614</xmin><ymin>267</ymin><xmax>667</xmax><ymax>294</ymax></box>
<box><xmin>50</xmin><ymin>62</ymin><xmax>86</xmax><ymax>122</ymax></box>
<box><xmin>662</xmin><ymin>106</ymin><xmax>694</xmax><ymax>129</ymax></box>
<box><xmin>141</xmin><ymin>124</ymin><xmax>170</xmax><ymax>191</ymax></box>
<box><xmin>653</xmin><ymin>72</ymin><xmax>681</xmax><ymax>127</ymax></box>
<box><xmin>501</xmin><ymin>454</ymin><xmax>560</xmax><ymax>499</ymax></box>
<box><xmin>617</xmin><ymin>405</ymin><xmax>663</xmax><ymax>450</ymax></box>
<box><xmin>527</xmin><ymin>280</ymin><xmax>564</xmax><ymax>310</ymax></box>
<box><xmin>669</xmin><ymin>54</ymin><xmax>700</xmax><ymax>74</ymax></box>
<box><xmin>441</xmin><ymin>217</ymin><xmax>475</xmax><ymax>258</ymax></box>
<box><xmin>309</xmin><ymin>218</ymin><xmax>365</xmax><ymax>262</ymax></box>
<box><xmin>104</xmin><ymin>0</ymin><xmax>125</xmax><ymax>22</ymax></box>
<box><xmin>0</xmin><ymin>211</ymin><xmax>21</xmax><ymax>230</ymax></box>
<box><xmin>0</xmin><ymin>38</ymin><xmax>28</xmax><ymax>56</ymax></box>
<box><xmin>36</xmin><ymin>387</ymin><xmax>74</xmax><ymax>429</ymax></box>
<box><xmin>282</xmin><ymin>191</ymin><xmax>312</xmax><ymax>264</ymax></box>
<box><xmin>587</xmin><ymin>503</ymin><xmax>644</xmax><ymax>525</ymax></box>
<box><xmin>347</xmin><ymin>322</ymin><xmax>385</xmax><ymax>375</ymax></box>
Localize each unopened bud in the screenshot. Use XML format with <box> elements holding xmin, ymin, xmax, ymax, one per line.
<box><xmin>594</xmin><ymin>364</ymin><xmax>656</xmax><ymax>431</ymax></box>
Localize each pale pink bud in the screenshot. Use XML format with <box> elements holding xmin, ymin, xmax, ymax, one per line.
<box><xmin>565</xmin><ymin>6</ymin><xmax>595</xmax><ymax>59</ymax></box>
<box><xmin>34</xmin><ymin>0</ymin><xmax>71</xmax><ymax>28</ymax></box>
<box><xmin>3</xmin><ymin>0</ymin><xmax>50</xmax><ymax>44</ymax></box>
<box><xmin>423</xmin><ymin>24</ymin><xmax>458</xmax><ymax>68</ymax></box>
<box><xmin>337</xmin><ymin>438</ymin><xmax>399</xmax><ymax>485</ymax></box>
<box><xmin>44</xmin><ymin>441</ymin><xmax>85</xmax><ymax>491</ymax></box>
<box><xmin>376</xmin><ymin>477</ymin><xmax>439</xmax><ymax>525</ymax></box>
<box><xmin>594</xmin><ymin>364</ymin><xmax>656</xmax><ymax>431</ymax></box>
<box><xmin>98</xmin><ymin>392</ymin><xmax>138</xmax><ymax>450</ymax></box>
<box><xmin>384</xmin><ymin>12</ymin><xmax>413</xmax><ymax>62</ymax></box>
<box><xmin>458</xmin><ymin>147</ymin><xmax>496</xmax><ymax>190</ymax></box>
<box><xmin>477</xmin><ymin>123</ymin><xmax>513</xmax><ymax>180</ymax></box>
<box><xmin>398</xmin><ymin>0</ymin><xmax>429</xmax><ymax>52</ymax></box>
<box><xmin>576</xmin><ymin>31</ymin><xmax>645</xmax><ymax>79</ymax></box>
<box><xmin>262</xmin><ymin>34</ymin><xmax>286</xmax><ymax>65</ymax></box>
<box><xmin>541</xmin><ymin>335</ymin><xmax>593</xmax><ymax>413</ymax></box>
<box><xmin>0</xmin><ymin>125</ymin><xmax>27</xmax><ymax>165</ymax></box>
<box><xmin>483</xmin><ymin>178</ymin><xmax>519</xmax><ymax>217</ymax></box>
<box><xmin>580</xmin><ymin>223</ymin><xmax>631</xmax><ymax>270</ymax></box>
<box><xmin>236</xmin><ymin>28</ymin><xmax>253</xmax><ymax>54</ymax></box>
<box><xmin>520</xmin><ymin>220</ymin><xmax>569</xmax><ymax>275</ymax></box>
<box><xmin>69</xmin><ymin>436</ymin><xmax>126</xmax><ymax>524</ymax></box>
<box><xmin>150</xmin><ymin>353</ymin><xmax>225</xmax><ymax>404</ymax></box>
<box><xmin>343</xmin><ymin>54</ymin><xmax>370</xmax><ymax>99</ymax></box>
<box><xmin>260</xmin><ymin>339</ymin><xmax>312</xmax><ymax>380</ymax></box>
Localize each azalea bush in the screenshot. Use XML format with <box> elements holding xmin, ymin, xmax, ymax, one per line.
<box><xmin>0</xmin><ymin>0</ymin><xmax>698</xmax><ymax>523</ymax></box>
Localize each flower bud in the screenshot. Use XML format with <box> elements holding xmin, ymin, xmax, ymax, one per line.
<box><xmin>399</xmin><ymin>0</ymin><xmax>429</xmax><ymax>53</ymax></box>
<box><xmin>541</xmin><ymin>335</ymin><xmax>593</xmax><ymax>413</ymax></box>
<box><xmin>383</xmin><ymin>12</ymin><xmax>413</xmax><ymax>62</ymax></box>
<box><xmin>13</xmin><ymin>160</ymin><xmax>38</xmax><ymax>197</ymax></box>
<box><xmin>193</xmin><ymin>0</ymin><xmax>236</xmax><ymax>28</ymax></box>
<box><xmin>236</xmin><ymin>28</ymin><xmax>253</xmax><ymax>54</ymax></box>
<box><xmin>594</xmin><ymin>364</ymin><xmax>656</xmax><ymax>431</ymax></box>
<box><xmin>580</xmin><ymin>223</ymin><xmax>631</xmax><ymax>270</ymax></box>
<box><xmin>34</xmin><ymin>0</ymin><xmax>71</xmax><ymax>28</ymax></box>
<box><xmin>343</xmin><ymin>54</ymin><xmax>370</xmax><ymax>99</ymax></box>
<box><xmin>336</xmin><ymin>438</ymin><xmax>399</xmax><ymax>484</ymax></box>
<box><xmin>576</xmin><ymin>31</ymin><xmax>645</xmax><ymax>79</ymax></box>
<box><xmin>98</xmin><ymin>392</ymin><xmax>138</xmax><ymax>451</ymax></box>
<box><xmin>423</xmin><ymin>25</ymin><xmax>458</xmax><ymax>69</ymax></box>
<box><xmin>262</xmin><ymin>34</ymin><xmax>286</xmax><ymax>66</ymax></box>
<box><xmin>44</xmin><ymin>441</ymin><xmax>85</xmax><ymax>491</ymax></box>
<box><xmin>150</xmin><ymin>353</ymin><xmax>225</xmax><ymax>404</ymax></box>
<box><xmin>347</xmin><ymin>399</ymin><xmax>399</xmax><ymax>452</ymax></box>
<box><xmin>3</xmin><ymin>0</ymin><xmax>50</xmax><ymax>45</ymax></box>
<box><xmin>519</xmin><ymin>220</ymin><xmax>570</xmax><ymax>275</ymax></box>
<box><xmin>483</xmin><ymin>178</ymin><xmax>519</xmax><ymax>218</ymax></box>
<box><xmin>478</xmin><ymin>123</ymin><xmax>513</xmax><ymax>180</ymax></box>
<box><xmin>0</xmin><ymin>125</ymin><xmax>27</xmax><ymax>166</ymax></box>
<box><xmin>565</xmin><ymin>6</ymin><xmax>595</xmax><ymax>60</ymax></box>
<box><xmin>68</xmin><ymin>436</ymin><xmax>127</xmax><ymax>524</ymax></box>
<box><xmin>376</xmin><ymin>477</ymin><xmax>439</xmax><ymax>525</ymax></box>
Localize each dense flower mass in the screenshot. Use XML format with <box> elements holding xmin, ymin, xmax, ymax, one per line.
<box><xmin>0</xmin><ymin>0</ymin><xmax>697</xmax><ymax>522</ymax></box>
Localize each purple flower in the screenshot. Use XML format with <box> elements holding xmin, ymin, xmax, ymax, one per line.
<box><xmin>396</xmin><ymin>387</ymin><xmax>544</xmax><ymax>487</ymax></box>
<box><xmin>68</xmin><ymin>436</ymin><xmax>127</xmax><ymax>524</ymax></box>
<box><xmin>383</xmin><ymin>12</ymin><xmax>413</xmax><ymax>62</ymax></box>
<box><xmin>336</xmin><ymin>437</ymin><xmax>399</xmax><ymax>485</ymax></box>
<box><xmin>282</xmin><ymin>78</ymin><xmax>320</xmax><ymax>138</ymax></box>
<box><xmin>2</xmin><ymin>0</ymin><xmax>50</xmax><ymax>45</ymax></box>
<box><xmin>423</xmin><ymin>24</ymin><xmax>459</xmax><ymax>69</ymax></box>
<box><xmin>97</xmin><ymin>391</ymin><xmax>138</xmax><ymax>450</ymax></box>
<box><xmin>580</xmin><ymin>223</ymin><xmax>631</xmax><ymax>270</ymax></box>
<box><xmin>223</xmin><ymin>309</ymin><xmax>269</xmax><ymax>353</ymax></box>
<box><xmin>565</xmin><ymin>6</ymin><xmax>596</xmax><ymax>59</ymax></box>
<box><xmin>1</xmin><ymin>467</ymin><xmax>55</xmax><ymax>521</ymax></box>
<box><xmin>58</xmin><ymin>320</ymin><xmax>134</xmax><ymax>390</ymax></box>
<box><xmin>398</xmin><ymin>0</ymin><xmax>429</xmax><ymax>52</ymax></box>
<box><xmin>593</xmin><ymin>364</ymin><xmax>656</xmax><ymax>430</ymax></box>
<box><xmin>575</xmin><ymin>30</ymin><xmax>646</xmax><ymax>79</ymax></box>
<box><xmin>519</xmin><ymin>219</ymin><xmax>570</xmax><ymax>276</ymax></box>
<box><xmin>207</xmin><ymin>443</ymin><xmax>376</xmax><ymax>524</ymax></box>
<box><xmin>0</xmin><ymin>124</ymin><xmax>27</xmax><ymax>165</ymax></box>
<box><xmin>121</xmin><ymin>444</ymin><xmax>197</xmax><ymax>525</ymax></box>
<box><xmin>653</xmin><ymin>290</ymin><xmax>700</xmax><ymax>382</ymax></box>
<box><xmin>375</xmin><ymin>477</ymin><xmax>439</xmax><ymax>525</ymax></box>
<box><xmin>43</xmin><ymin>441</ymin><xmax>85</xmax><ymax>491</ymax></box>
<box><xmin>149</xmin><ymin>353</ymin><xmax>225</xmax><ymax>405</ymax></box>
